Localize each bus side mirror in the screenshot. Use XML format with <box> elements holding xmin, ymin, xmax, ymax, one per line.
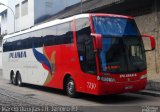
<box><xmin>142</xmin><ymin>34</ymin><xmax>155</xmax><ymax>51</ymax></box>
<box><xmin>91</xmin><ymin>33</ymin><xmax>102</xmax><ymax>50</ymax></box>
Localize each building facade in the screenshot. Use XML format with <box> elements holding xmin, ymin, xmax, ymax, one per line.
<box><xmin>1</xmin><ymin>0</ymin><xmax>80</xmax><ymax>34</ymax></box>
<box><xmin>0</xmin><ymin>9</ymin><xmax>7</xmax><ymax>36</ymax></box>
<box><xmin>0</xmin><ymin>0</ymin><xmax>81</xmax><ymax>69</ymax></box>
<box><xmin>0</xmin><ymin>9</ymin><xmax>7</xmax><ymax>69</ymax></box>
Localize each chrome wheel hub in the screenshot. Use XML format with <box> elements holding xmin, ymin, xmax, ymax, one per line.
<box><xmin>68</xmin><ymin>81</ymin><xmax>74</xmax><ymax>95</ymax></box>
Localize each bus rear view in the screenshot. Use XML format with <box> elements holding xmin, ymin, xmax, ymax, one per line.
<box><xmin>90</xmin><ymin>14</ymin><xmax>155</xmax><ymax>95</ymax></box>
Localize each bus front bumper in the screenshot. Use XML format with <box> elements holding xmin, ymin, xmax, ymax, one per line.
<box><xmin>97</xmin><ymin>78</ymin><xmax>147</xmax><ymax>95</ymax></box>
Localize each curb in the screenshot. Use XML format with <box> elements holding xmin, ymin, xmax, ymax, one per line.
<box><xmin>137</xmin><ymin>90</ymin><xmax>160</xmax><ymax>97</ymax></box>
<box><xmin>146</xmin><ymin>80</ymin><xmax>160</xmax><ymax>91</ymax></box>
<box><xmin>135</xmin><ymin>80</ymin><xmax>160</xmax><ymax>97</ymax></box>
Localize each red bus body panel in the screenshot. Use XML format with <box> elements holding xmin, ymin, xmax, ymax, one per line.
<box><xmin>41</xmin><ymin>13</ymin><xmax>147</xmax><ymax>95</ymax></box>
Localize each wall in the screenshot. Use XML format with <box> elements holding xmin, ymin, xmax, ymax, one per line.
<box><xmin>0</xmin><ymin>47</ymin><xmax>2</xmax><ymax>69</ymax></box>
<box><xmin>7</xmin><ymin>0</ymin><xmax>81</xmax><ymax>33</ymax></box>
<box><xmin>7</xmin><ymin>0</ymin><xmax>34</xmax><ymax>33</ymax></box>
<box><xmin>34</xmin><ymin>0</ymin><xmax>64</xmax><ymax>24</ymax></box>
<box><xmin>134</xmin><ymin>6</ymin><xmax>160</xmax><ymax>80</ymax></box>
<box><xmin>0</xmin><ymin>38</ymin><xmax>2</xmax><ymax>69</ymax></box>
<box><xmin>7</xmin><ymin>0</ymin><xmax>16</xmax><ymax>34</ymax></box>
<box><xmin>66</xmin><ymin>0</ymin><xmax>81</xmax><ymax>7</ymax></box>
<box><xmin>0</xmin><ymin>11</ymin><xmax>7</xmax><ymax>35</ymax></box>
<box><xmin>20</xmin><ymin>0</ymin><xmax>34</xmax><ymax>31</ymax></box>
<box><xmin>34</xmin><ymin>0</ymin><xmax>80</xmax><ymax>24</ymax></box>
<box><xmin>0</xmin><ymin>11</ymin><xmax>7</xmax><ymax>69</ymax></box>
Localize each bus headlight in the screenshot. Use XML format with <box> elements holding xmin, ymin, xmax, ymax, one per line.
<box><xmin>97</xmin><ymin>76</ymin><xmax>116</xmax><ymax>82</ymax></box>
<box><xmin>140</xmin><ymin>74</ymin><xmax>147</xmax><ymax>79</ymax></box>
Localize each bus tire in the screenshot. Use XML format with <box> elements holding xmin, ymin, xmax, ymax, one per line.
<box><xmin>66</xmin><ymin>77</ymin><xmax>77</xmax><ymax>98</ymax></box>
<box><xmin>10</xmin><ymin>71</ymin><xmax>14</xmax><ymax>84</ymax></box>
<box><xmin>17</xmin><ymin>72</ymin><xmax>23</xmax><ymax>87</ymax></box>
<box><xmin>11</xmin><ymin>72</ymin><xmax>17</xmax><ymax>85</ymax></box>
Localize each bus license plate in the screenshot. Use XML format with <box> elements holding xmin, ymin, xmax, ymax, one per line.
<box><xmin>125</xmin><ymin>85</ymin><xmax>133</xmax><ymax>90</ymax></box>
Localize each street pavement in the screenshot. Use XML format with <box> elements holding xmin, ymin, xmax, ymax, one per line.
<box><xmin>0</xmin><ymin>70</ymin><xmax>160</xmax><ymax>112</ymax></box>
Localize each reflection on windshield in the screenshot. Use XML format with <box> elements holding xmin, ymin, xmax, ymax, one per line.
<box><xmin>93</xmin><ymin>17</ymin><xmax>146</xmax><ymax>73</ymax></box>
<box><xmin>100</xmin><ymin>37</ymin><xmax>146</xmax><ymax>73</ymax></box>
<box><xmin>93</xmin><ymin>17</ymin><xmax>140</xmax><ymax>37</ymax></box>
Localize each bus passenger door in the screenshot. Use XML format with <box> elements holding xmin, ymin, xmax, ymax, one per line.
<box><xmin>76</xmin><ymin>18</ymin><xmax>97</xmax><ymax>94</ymax></box>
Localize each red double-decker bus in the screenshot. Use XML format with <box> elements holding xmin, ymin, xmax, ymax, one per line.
<box><xmin>3</xmin><ymin>13</ymin><xmax>155</xmax><ymax>97</ymax></box>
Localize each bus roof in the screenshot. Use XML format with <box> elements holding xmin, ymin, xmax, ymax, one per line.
<box><xmin>3</xmin><ymin>13</ymin><xmax>133</xmax><ymax>40</ymax></box>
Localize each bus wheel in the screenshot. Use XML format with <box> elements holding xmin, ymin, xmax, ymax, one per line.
<box><xmin>11</xmin><ymin>73</ymin><xmax>17</xmax><ymax>85</ymax></box>
<box><xmin>66</xmin><ymin>77</ymin><xmax>77</xmax><ymax>98</ymax></box>
<box><xmin>10</xmin><ymin>72</ymin><xmax>14</xmax><ymax>84</ymax></box>
<box><xmin>17</xmin><ymin>72</ymin><xmax>22</xmax><ymax>87</ymax></box>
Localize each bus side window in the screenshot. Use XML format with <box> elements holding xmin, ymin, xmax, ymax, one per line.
<box><xmin>31</xmin><ymin>30</ymin><xmax>43</xmax><ymax>48</ymax></box>
<box><xmin>57</xmin><ymin>22</ymin><xmax>73</xmax><ymax>45</ymax></box>
<box><xmin>76</xmin><ymin>18</ymin><xmax>97</xmax><ymax>74</ymax></box>
<box><xmin>67</xmin><ymin>22</ymin><xmax>74</xmax><ymax>43</ymax></box>
<box><xmin>44</xmin><ymin>22</ymin><xmax>73</xmax><ymax>46</ymax></box>
<box><xmin>43</xmin><ymin>26</ymin><xmax>57</xmax><ymax>46</ymax></box>
<box><xmin>3</xmin><ymin>38</ymin><xmax>14</xmax><ymax>52</ymax></box>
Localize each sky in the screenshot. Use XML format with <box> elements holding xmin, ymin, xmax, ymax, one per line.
<box><xmin>0</xmin><ymin>0</ymin><xmax>8</xmax><ymax>22</ymax></box>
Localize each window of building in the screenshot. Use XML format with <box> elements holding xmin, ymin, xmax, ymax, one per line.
<box><xmin>3</xmin><ymin>13</ymin><xmax>7</xmax><ymax>19</ymax></box>
<box><xmin>21</xmin><ymin>0</ymin><xmax>28</xmax><ymax>16</ymax></box>
<box><xmin>15</xmin><ymin>4</ymin><xmax>20</xmax><ymax>19</ymax></box>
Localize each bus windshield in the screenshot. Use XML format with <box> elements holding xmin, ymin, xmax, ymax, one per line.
<box><xmin>92</xmin><ymin>16</ymin><xmax>147</xmax><ymax>73</ymax></box>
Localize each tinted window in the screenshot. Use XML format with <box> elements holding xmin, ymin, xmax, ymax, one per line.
<box><xmin>3</xmin><ymin>38</ymin><xmax>15</xmax><ymax>52</ymax></box>
<box><xmin>93</xmin><ymin>17</ymin><xmax>140</xmax><ymax>37</ymax></box>
<box><xmin>44</xmin><ymin>22</ymin><xmax>73</xmax><ymax>46</ymax></box>
<box><xmin>3</xmin><ymin>21</ymin><xmax>73</xmax><ymax>52</ymax></box>
<box><xmin>31</xmin><ymin>30</ymin><xmax>43</xmax><ymax>48</ymax></box>
<box><xmin>43</xmin><ymin>26</ymin><xmax>57</xmax><ymax>46</ymax></box>
<box><xmin>76</xmin><ymin>18</ymin><xmax>97</xmax><ymax>74</ymax></box>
